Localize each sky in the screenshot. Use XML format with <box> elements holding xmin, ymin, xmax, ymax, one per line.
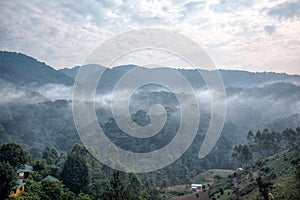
<box><xmin>0</xmin><ymin>0</ymin><xmax>299</xmax><ymax>74</ymax></box>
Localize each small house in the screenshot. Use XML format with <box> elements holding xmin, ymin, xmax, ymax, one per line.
<box><xmin>190</xmin><ymin>183</ymin><xmax>202</xmax><ymax>192</ymax></box>
<box><xmin>17</xmin><ymin>164</ymin><xmax>33</xmax><ymax>179</ymax></box>
<box><xmin>9</xmin><ymin>180</ymin><xmax>26</xmax><ymax>198</ymax></box>
<box><xmin>42</xmin><ymin>175</ymin><xmax>59</xmax><ymax>182</ymax></box>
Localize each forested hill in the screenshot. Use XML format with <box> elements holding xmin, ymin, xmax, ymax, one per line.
<box><xmin>0</xmin><ymin>51</ymin><xmax>299</xmax><ymax>200</ymax></box>
<box><xmin>208</xmin><ymin>128</ymin><xmax>300</xmax><ymax>200</ymax></box>
<box><xmin>0</xmin><ymin>127</ymin><xmax>299</xmax><ymax>199</ymax></box>
<box><xmin>60</xmin><ymin>65</ymin><xmax>300</xmax><ymax>88</ymax></box>
<box><xmin>0</xmin><ymin>51</ymin><xmax>73</xmax><ymax>86</ymax></box>
<box><xmin>1</xmin><ymin>51</ymin><xmax>299</xmax><ymax>89</ymax></box>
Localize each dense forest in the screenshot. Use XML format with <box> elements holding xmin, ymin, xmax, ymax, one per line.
<box><xmin>209</xmin><ymin>128</ymin><xmax>300</xmax><ymax>200</ymax></box>
<box><xmin>0</xmin><ymin>52</ymin><xmax>300</xmax><ymax>199</ymax></box>
<box><xmin>1</xmin><ymin>126</ymin><xmax>299</xmax><ymax>199</ymax></box>
<box><xmin>1</xmin><ymin>0</ymin><xmax>300</xmax><ymax>197</ymax></box>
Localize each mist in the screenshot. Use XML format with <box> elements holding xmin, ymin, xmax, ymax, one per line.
<box><xmin>0</xmin><ymin>83</ymin><xmax>48</xmax><ymax>104</ymax></box>
<box><xmin>1</xmin><ymin>79</ymin><xmax>299</xmax><ymax>132</ymax></box>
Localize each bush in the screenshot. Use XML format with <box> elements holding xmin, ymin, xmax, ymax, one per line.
<box><xmin>214</xmin><ymin>175</ymin><xmax>222</xmax><ymax>180</ymax></box>
<box><xmin>220</xmin><ymin>188</ymin><xmax>224</xmax><ymax>195</ymax></box>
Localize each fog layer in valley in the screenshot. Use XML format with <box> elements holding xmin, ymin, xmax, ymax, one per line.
<box><xmin>1</xmin><ymin>78</ymin><xmax>299</xmax><ymax>131</ymax></box>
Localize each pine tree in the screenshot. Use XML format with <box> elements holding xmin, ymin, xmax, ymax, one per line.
<box><xmin>0</xmin><ymin>142</ymin><xmax>29</xmax><ymax>168</ymax></box>
<box><xmin>61</xmin><ymin>144</ymin><xmax>89</xmax><ymax>194</ymax></box>
<box><xmin>0</xmin><ymin>161</ymin><xmax>16</xmax><ymax>199</ymax></box>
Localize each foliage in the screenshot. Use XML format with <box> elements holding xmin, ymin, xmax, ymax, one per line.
<box><xmin>61</xmin><ymin>144</ymin><xmax>89</xmax><ymax>194</ymax></box>
<box><xmin>42</xmin><ymin>146</ymin><xmax>60</xmax><ymax>165</ymax></box>
<box><xmin>256</xmin><ymin>176</ymin><xmax>273</xmax><ymax>200</ymax></box>
<box><xmin>0</xmin><ymin>142</ymin><xmax>29</xmax><ymax>168</ymax></box>
<box><xmin>0</xmin><ymin>125</ymin><xmax>299</xmax><ymax>200</ymax></box>
<box><xmin>103</xmin><ymin>170</ymin><xmax>129</xmax><ymax>200</ymax></box>
<box><xmin>232</xmin><ymin>144</ymin><xmax>253</xmax><ymax>167</ymax></box>
<box><xmin>232</xmin><ymin>127</ymin><xmax>300</xmax><ymax>167</ymax></box>
<box><xmin>76</xmin><ymin>192</ymin><xmax>92</xmax><ymax>200</ymax></box>
<box><xmin>40</xmin><ymin>180</ymin><xmax>64</xmax><ymax>200</ymax></box>
<box><xmin>0</xmin><ymin>161</ymin><xmax>16</xmax><ymax>199</ymax></box>
<box><xmin>212</xmin><ymin>128</ymin><xmax>300</xmax><ymax>200</ymax></box>
<box><xmin>128</xmin><ymin>173</ymin><xmax>143</xmax><ymax>199</ymax></box>
<box><xmin>160</xmin><ymin>178</ymin><xmax>169</xmax><ymax>193</ymax></box>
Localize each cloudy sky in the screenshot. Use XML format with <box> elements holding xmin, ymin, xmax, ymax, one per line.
<box><xmin>0</xmin><ymin>0</ymin><xmax>299</xmax><ymax>74</ymax></box>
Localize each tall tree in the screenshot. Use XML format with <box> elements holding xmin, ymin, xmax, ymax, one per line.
<box><xmin>0</xmin><ymin>142</ymin><xmax>29</xmax><ymax>168</ymax></box>
<box><xmin>256</xmin><ymin>176</ymin><xmax>273</xmax><ymax>200</ymax></box>
<box><xmin>128</xmin><ymin>173</ymin><xmax>143</xmax><ymax>199</ymax></box>
<box><xmin>232</xmin><ymin>144</ymin><xmax>252</xmax><ymax>167</ymax></box>
<box><xmin>0</xmin><ymin>161</ymin><xmax>16</xmax><ymax>199</ymax></box>
<box><xmin>282</xmin><ymin>128</ymin><xmax>300</xmax><ymax>147</ymax></box>
<box><xmin>43</xmin><ymin>146</ymin><xmax>59</xmax><ymax>165</ymax></box>
<box><xmin>241</xmin><ymin>144</ymin><xmax>253</xmax><ymax>166</ymax></box>
<box><xmin>105</xmin><ymin>170</ymin><xmax>129</xmax><ymax>200</ymax></box>
<box><xmin>247</xmin><ymin>131</ymin><xmax>254</xmax><ymax>142</ymax></box>
<box><xmin>40</xmin><ymin>180</ymin><xmax>64</xmax><ymax>200</ymax></box>
<box><xmin>61</xmin><ymin>144</ymin><xmax>89</xmax><ymax>194</ymax></box>
<box><xmin>161</xmin><ymin>178</ymin><xmax>169</xmax><ymax>193</ymax></box>
<box><xmin>253</xmin><ymin>129</ymin><xmax>279</xmax><ymax>158</ymax></box>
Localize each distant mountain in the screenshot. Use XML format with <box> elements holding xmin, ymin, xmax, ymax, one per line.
<box><xmin>59</xmin><ymin>64</ymin><xmax>135</xmax><ymax>80</ymax></box>
<box><xmin>59</xmin><ymin>66</ymin><xmax>80</xmax><ymax>79</ymax></box>
<box><xmin>267</xmin><ymin>114</ymin><xmax>300</xmax><ymax>132</ymax></box>
<box><xmin>1</xmin><ymin>51</ymin><xmax>298</xmax><ymax>89</ymax></box>
<box><xmin>218</xmin><ymin>69</ymin><xmax>300</xmax><ymax>87</ymax></box>
<box><xmin>0</xmin><ymin>52</ymin><xmax>299</xmax><ymax>131</ymax></box>
<box><xmin>60</xmin><ymin>65</ymin><xmax>300</xmax><ymax>88</ymax></box>
<box><xmin>0</xmin><ymin>51</ymin><xmax>73</xmax><ymax>86</ymax></box>
<box><xmin>225</xmin><ymin>82</ymin><xmax>300</xmax><ymax>100</ymax></box>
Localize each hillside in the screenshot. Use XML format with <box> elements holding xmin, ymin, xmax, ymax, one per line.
<box><xmin>60</xmin><ymin>65</ymin><xmax>300</xmax><ymax>88</ymax></box>
<box><xmin>208</xmin><ymin>147</ymin><xmax>300</xmax><ymax>199</ymax></box>
<box><xmin>0</xmin><ymin>51</ymin><xmax>73</xmax><ymax>86</ymax></box>
<box><xmin>0</xmin><ymin>51</ymin><xmax>299</xmax><ymax>199</ymax></box>
<box><xmin>168</xmin><ymin>146</ymin><xmax>300</xmax><ymax>200</ymax></box>
<box><xmin>267</xmin><ymin>114</ymin><xmax>300</xmax><ymax>132</ymax></box>
<box><xmin>192</xmin><ymin>169</ymin><xmax>234</xmax><ymax>185</ymax></box>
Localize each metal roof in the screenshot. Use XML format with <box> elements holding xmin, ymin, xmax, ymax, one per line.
<box><xmin>42</xmin><ymin>175</ymin><xmax>59</xmax><ymax>181</ymax></box>
<box><xmin>12</xmin><ymin>179</ymin><xmax>26</xmax><ymax>190</ymax></box>
<box><xmin>17</xmin><ymin>164</ymin><xmax>33</xmax><ymax>173</ymax></box>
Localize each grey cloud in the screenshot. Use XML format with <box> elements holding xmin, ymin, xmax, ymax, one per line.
<box><xmin>210</xmin><ymin>0</ymin><xmax>253</xmax><ymax>13</ymax></box>
<box><xmin>184</xmin><ymin>1</ymin><xmax>206</xmax><ymax>11</ymax></box>
<box><xmin>48</xmin><ymin>27</ymin><xmax>59</xmax><ymax>36</ymax></box>
<box><xmin>116</xmin><ymin>2</ymin><xmax>170</xmax><ymax>26</ymax></box>
<box><xmin>59</xmin><ymin>1</ymin><xmax>107</xmax><ymax>26</ymax></box>
<box><xmin>133</xmin><ymin>15</ymin><xmax>166</xmax><ymax>25</ymax></box>
<box><xmin>0</xmin><ymin>0</ymin><xmax>114</xmax><ymax>68</ymax></box>
<box><xmin>267</xmin><ymin>0</ymin><xmax>300</xmax><ymax>19</ymax></box>
<box><xmin>94</xmin><ymin>0</ymin><xmax>117</xmax><ymax>8</ymax></box>
<box><xmin>264</xmin><ymin>25</ymin><xmax>276</xmax><ymax>35</ymax></box>
<box><xmin>179</xmin><ymin>1</ymin><xmax>206</xmax><ymax>19</ymax></box>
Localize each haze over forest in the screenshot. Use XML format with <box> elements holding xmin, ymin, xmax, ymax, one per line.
<box><xmin>0</xmin><ymin>50</ymin><xmax>299</xmax><ymax>199</ymax></box>
<box><xmin>0</xmin><ymin>0</ymin><xmax>299</xmax><ymax>199</ymax></box>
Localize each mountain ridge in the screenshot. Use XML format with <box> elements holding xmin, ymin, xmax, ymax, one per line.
<box><xmin>60</xmin><ymin>64</ymin><xmax>300</xmax><ymax>88</ymax></box>
<box><xmin>1</xmin><ymin>51</ymin><xmax>299</xmax><ymax>89</ymax></box>
<box><xmin>0</xmin><ymin>51</ymin><xmax>73</xmax><ymax>86</ymax></box>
